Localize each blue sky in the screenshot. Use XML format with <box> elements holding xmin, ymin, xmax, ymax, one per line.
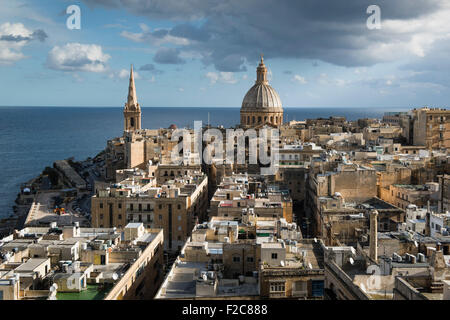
<box><xmin>0</xmin><ymin>0</ymin><xmax>449</xmax><ymax>108</ymax></box>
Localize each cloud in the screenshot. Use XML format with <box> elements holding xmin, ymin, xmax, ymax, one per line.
<box><xmin>0</xmin><ymin>29</ymin><xmax>47</xmax><ymax>42</ymax></box>
<box><xmin>153</xmin><ymin>47</ymin><xmax>185</xmax><ymax>64</ymax></box>
<box><xmin>0</xmin><ymin>22</ymin><xmax>47</xmax><ymax>64</ymax></box>
<box><xmin>121</xmin><ymin>23</ymin><xmax>190</xmax><ymax>46</ymax></box>
<box><xmin>139</xmin><ymin>63</ymin><xmax>163</xmax><ymax>74</ymax></box>
<box><xmin>317</xmin><ymin>73</ymin><xmax>350</xmax><ymax>87</ymax></box>
<box><xmin>292</xmin><ymin>74</ymin><xmax>307</xmax><ymax>84</ymax></box>
<box><xmin>109</xmin><ymin>68</ymin><xmax>141</xmax><ymax>80</ymax></box>
<box><xmin>46</xmin><ymin>43</ymin><xmax>111</xmax><ymax>72</ymax></box>
<box><xmin>205</xmin><ymin>71</ymin><xmax>238</xmax><ymax>84</ymax></box>
<box><xmin>81</xmin><ymin>0</ymin><xmax>450</xmax><ymax>71</ymax></box>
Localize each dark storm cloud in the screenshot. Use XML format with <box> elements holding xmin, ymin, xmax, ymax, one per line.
<box><xmin>169</xmin><ymin>24</ymin><xmax>210</xmax><ymax>42</ymax></box>
<box><xmin>82</xmin><ymin>0</ymin><xmax>445</xmax><ymax>70</ymax></box>
<box><xmin>153</xmin><ymin>47</ymin><xmax>185</xmax><ymax>64</ymax></box>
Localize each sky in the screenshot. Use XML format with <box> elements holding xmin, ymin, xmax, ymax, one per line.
<box><xmin>0</xmin><ymin>0</ymin><xmax>449</xmax><ymax>108</ymax></box>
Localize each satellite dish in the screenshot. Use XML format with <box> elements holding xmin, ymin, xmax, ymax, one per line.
<box><xmin>314</xmin><ymin>238</ymin><xmax>318</xmax><ymax>243</ymax></box>
<box><xmin>112</xmin><ymin>273</ymin><xmax>119</xmax><ymax>281</ymax></box>
<box><xmin>308</xmin><ymin>262</ymin><xmax>312</xmax><ymax>269</ymax></box>
<box><xmin>414</xmin><ymin>241</ymin><xmax>418</xmax><ymax>248</ymax></box>
<box><xmin>349</xmin><ymin>257</ymin><xmax>354</xmax><ymax>265</ymax></box>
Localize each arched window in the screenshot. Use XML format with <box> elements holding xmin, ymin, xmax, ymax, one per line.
<box><xmin>247</xmin><ymin>116</ymin><xmax>250</xmax><ymax>124</ymax></box>
<box><xmin>258</xmin><ymin>116</ymin><xmax>262</xmax><ymax>123</ymax></box>
<box><xmin>130</xmin><ymin>117</ymin><xmax>135</xmax><ymax>127</ymax></box>
<box><xmin>252</xmin><ymin>116</ymin><xmax>255</xmax><ymax>124</ymax></box>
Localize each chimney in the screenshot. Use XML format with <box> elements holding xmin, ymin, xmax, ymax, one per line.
<box><xmin>369</xmin><ymin>210</ymin><xmax>378</xmax><ymax>262</ymax></box>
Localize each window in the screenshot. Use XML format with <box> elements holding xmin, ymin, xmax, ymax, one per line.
<box><xmin>159</xmin><ymin>204</ymin><xmax>162</xmax><ymax>210</ymax></box>
<box><xmin>99</xmin><ymin>203</ymin><xmax>103</xmax><ymax>209</ymax></box>
<box><xmin>270</xmin><ymin>282</ymin><xmax>285</xmax><ymax>293</ymax></box>
<box><xmin>100</xmin><ymin>214</ymin><xmax>104</xmax><ymax>220</ymax></box>
<box><xmin>118</xmin><ymin>203</ymin><xmax>122</xmax><ymax>209</ymax></box>
<box><xmin>271</xmin><ymin>253</ymin><xmax>278</xmax><ymax>259</ymax></box>
<box><xmin>130</xmin><ymin>204</ymin><xmax>134</xmax><ymax>211</ymax></box>
<box><xmin>159</xmin><ymin>215</ymin><xmax>162</xmax><ymax>220</ymax></box>
<box><xmin>177</xmin><ymin>204</ymin><xmax>181</xmax><ymax>210</ymax></box>
<box><xmin>247</xmin><ymin>257</ymin><xmax>254</xmax><ymax>263</ymax></box>
<box><xmin>294</xmin><ymin>281</ymin><xmax>307</xmax><ymax>292</ymax></box>
<box><xmin>233</xmin><ymin>256</ymin><xmax>240</xmax><ymax>262</ymax></box>
<box><xmin>147</xmin><ymin>215</ymin><xmax>151</xmax><ymax>222</ymax></box>
<box><xmin>118</xmin><ymin>214</ymin><xmax>122</xmax><ymax>220</ymax></box>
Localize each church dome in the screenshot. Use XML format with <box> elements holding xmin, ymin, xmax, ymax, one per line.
<box><xmin>241</xmin><ymin>56</ymin><xmax>282</xmax><ymax>112</ymax></box>
<box><xmin>241</xmin><ymin>83</ymin><xmax>283</xmax><ymax>112</ymax></box>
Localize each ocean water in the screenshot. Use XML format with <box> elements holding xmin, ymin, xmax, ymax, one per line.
<box><xmin>0</xmin><ymin>106</ymin><xmax>410</xmax><ymax>218</ymax></box>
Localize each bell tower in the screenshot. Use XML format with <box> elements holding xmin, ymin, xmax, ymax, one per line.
<box><xmin>123</xmin><ymin>65</ymin><xmax>141</xmax><ymax>132</ymax></box>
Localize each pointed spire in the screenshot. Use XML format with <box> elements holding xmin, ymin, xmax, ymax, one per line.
<box><xmin>126</xmin><ymin>64</ymin><xmax>139</xmax><ymax>110</ymax></box>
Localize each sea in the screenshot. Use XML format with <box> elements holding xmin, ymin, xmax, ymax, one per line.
<box><xmin>0</xmin><ymin>106</ymin><xmax>411</xmax><ymax>219</ymax></box>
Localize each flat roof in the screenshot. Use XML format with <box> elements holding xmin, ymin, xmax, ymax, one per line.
<box><xmin>14</xmin><ymin>258</ymin><xmax>49</xmax><ymax>272</ymax></box>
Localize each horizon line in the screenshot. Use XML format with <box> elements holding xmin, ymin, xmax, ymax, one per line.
<box><xmin>0</xmin><ymin>105</ymin><xmax>420</xmax><ymax>109</ymax></box>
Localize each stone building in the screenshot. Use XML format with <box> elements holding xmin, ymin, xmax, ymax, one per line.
<box><xmin>438</xmin><ymin>175</ymin><xmax>450</xmax><ymax>212</ymax></box>
<box><xmin>0</xmin><ymin>223</ymin><xmax>164</xmax><ymax>300</ymax></box>
<box><xmin>412</xmin><ymin>107</ymin><xmax>450</xmax><ymax>150</ymax></box>
<box><xmin>240</xmin><ymin>56</ymin><xmax>283</xmax><ymax>128</ymax></box>
<box><xmin>155</xmin><ymin>212</ymin><xmax>303</xmax><ymax>299</ymax></box>
<box><xmin>91</xmin><ymin>168</ymin><xmax>208</xmax><ymax>252</ymax></box>
<box><xmin>259</xmin><ymin>239</ymin><xmax>325</xmax><ymax>299</ymax></box>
